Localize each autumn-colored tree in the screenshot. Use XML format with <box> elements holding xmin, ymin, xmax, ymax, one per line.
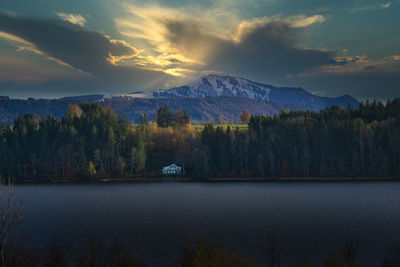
<box><xmin>217</xmin><ymin>116</ymin><xmax>224</xmax><ymax>125</ymax></box>
<box><xmin>174</xmin><ymin>109</ymin><xmax>190</xmax><ymax>127</ymax></box>
<box><xmin>66</xmin><ymin>104</ymin><xmax>83</xmax><ymax>118</ymax></box>
<box><xmin>240</xmin><ymin>110</ymin><xmax>251</xmax><ymax>123</ymax></box>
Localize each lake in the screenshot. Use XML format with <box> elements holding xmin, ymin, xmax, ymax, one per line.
<box><xmin>15</xmin><ymin>182</ymin><xmax>400</xmax><ymax>266</ymax></box>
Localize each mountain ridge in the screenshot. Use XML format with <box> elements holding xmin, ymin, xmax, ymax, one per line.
<box><xmin>0</xmin><ymin>74</ymin><xmax>360</xmax><ymax>124</ymax></box>
<box><xmin>152</xmin><ymin>74</ymin><xmax>360</xmax><ymax>110</ymax></box>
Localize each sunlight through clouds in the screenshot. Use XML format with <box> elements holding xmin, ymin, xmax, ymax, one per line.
<box><xmin>115</xmin><ymin>3</ymin><xmax>328</xmax><ymax>78</ymax></box>
<box><xmin>106</xmin><ymin>39</ymin><xmax>139</xmax><ymax>65</ymax></box>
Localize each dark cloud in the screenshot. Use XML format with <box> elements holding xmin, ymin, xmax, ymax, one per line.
<box><xmin>291</xmin><ymin>69</ymin><xmax>400</xmax><ymax>101</ymax></box>
<box><xmin>0</xmin><ymin>11</ymin><xmax>168</xmax><ymax>92</ymax></box>
<box><xmin>364</xmin><ymin>65</ymin><xmax>376</xmax><ymax>70</ymax></box>
<box><xmin>162</xmin><ymin>19</ymin><xmax>338</xmax><ymax>82</ymax></box>
<box><xmin>0</xmin><ymin>80</ymin><xmax>100</xmax><ymax>99</ymax></box>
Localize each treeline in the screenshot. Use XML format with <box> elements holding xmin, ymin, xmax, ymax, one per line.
<box><xmin>1</xmin><ymin>99</ymin><xmax>400</xmax><ymax>181</ymax></box>
<box><xmin>246</xmin><ymin>99</ymin><xmax>400</xmax><ymax>178</ymax></box>
<box><xmin>154</xmin><ymin>99</ymin><xmax>400</xmax><ymax>179</ymax></box>
<box><xmin>0</xmin><ymin>104</ymin><xmax>146</xmax><ymax>181</ymax></box>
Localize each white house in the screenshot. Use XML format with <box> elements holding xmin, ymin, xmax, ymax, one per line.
<box><xmin>162</xmin><ymin>164</ymin><xmax>182</xmax><ymax>175</ymax></box>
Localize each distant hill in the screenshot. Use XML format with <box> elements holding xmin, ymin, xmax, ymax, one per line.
<box><xmin>102</xmin><ymin>96</ymin><xmax>303</xmax><ymax>124</ymax></box>
<box><xmin>0</xmin><ymin>96</ymin><xmax>303</xmax><ymax>124</ymax></box>
<box><xmin>0</xmin><ymin>74</ymin><xmax>360</xmax><ymax>124</ymax></box>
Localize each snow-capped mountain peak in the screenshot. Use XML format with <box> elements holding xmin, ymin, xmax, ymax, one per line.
<box><xmin>153</xmin><ymin>74</ymin><xmax>275</xmax><ymax>101</ymax></box>
<box><xmin>152</xmin><ymin>74</ymin><xmax>359</xmax><ymax>111</ymax></box>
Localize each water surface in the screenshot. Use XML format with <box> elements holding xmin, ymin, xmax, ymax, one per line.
<box><xmin>15</xmin><ymin>182</ymin><xmax>400</xmax><ymax>265</ymax></box>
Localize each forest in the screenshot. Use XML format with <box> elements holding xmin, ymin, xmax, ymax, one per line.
<box><xmin>0</xmin><ymin>98</ymin><xmax>400</xmax><ymax>181</ymax></box>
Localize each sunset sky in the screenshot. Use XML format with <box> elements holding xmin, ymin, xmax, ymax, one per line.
<box><xmin>0</xmin><ymin>0</ymin><xmax>399</xmax><ymax>99</ymax></box>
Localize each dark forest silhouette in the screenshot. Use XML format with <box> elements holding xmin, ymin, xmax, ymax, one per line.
<box><xmin>1</xmin><ymin>98</ymin><xmax>400</xmax><ymax>181</ymax></box>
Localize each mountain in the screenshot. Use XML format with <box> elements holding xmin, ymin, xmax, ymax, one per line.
<box><xmin>153</xmin><ymin>74</ymin><xmax>360</xmax><ymax>111</ymax></box>
<box><xmin>0</xmin><ymin>96</ymin><xmax>103</xmax><ymax>124</ymax></box>
<box><xmin>0</xmin><ymin>75</ymin><xmax>360</xmax><ymax>124</ymax></box>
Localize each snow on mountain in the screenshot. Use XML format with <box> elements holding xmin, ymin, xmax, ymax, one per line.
<box><xmin>152</xmin><ymin>74</ymin><xmax>360</xmax><ymax>111</ymax></box>
<box><xmin>153</xmin><ymin>74</ymin><xmax>274</xmax><ymax>101</ymax></box>
<box><xmin>88</xmin><ymin>74</ymin><xmax>359</xmax><ymax>111</ymax></box>
<box><xmin>102</xmin><ymin>91</ymin><xmax>153</xmax><ymax>100</ymax></box>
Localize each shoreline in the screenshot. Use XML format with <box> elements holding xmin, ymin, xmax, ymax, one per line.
<box><xmin>18</xmin><ymin>176</ymin><xmax>400</xmax><ymax>184</ymax></box>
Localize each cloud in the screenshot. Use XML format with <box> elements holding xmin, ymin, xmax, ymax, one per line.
<box><xmin>335</xmin><ymin>55</ymin><xmax>369</xmax><ymax>64</ymax></box>
<box><xmin>0</xmin><ymin>30</ymin><xmax>43</xmax><ymax>55</ymax></box>
<box><xmin>349</xmin><ymin>2</ymin><xmax>392</xmax><ymax>12</ymax></box>
<box><xmin>278</xmin><ymin>14</ymin><xmax>326</xmax><ymax>28</ymax></box>
<box><xmin>56</xmin><ymin>12</ymin><xmax>86</xmax><ymax>27</ymax></box>
<box><xmin>381</xmin><ymin>2</ymin><xmax>392</xmax><ymax>8</ymax></box>
<box><xmin>388</xmin><ymin>55</ymin><xmax>400</xmax><ymax>61</ymax></box>
<box><xmin>168</xmin><ymin>17</ymin><xmax>333</xmax><ymax>80</ymax></box>
<box><xmin>290</xmin><ymin>53</ymin><xmax>400</xmax><ymax>100</ymax></box>
<box><xmin>0</xmin><ymin>53</ymin><xmax>88</xmax><ymax>85</ymax></box>
<box><xmin>116</xmin><ymin>4</ymin><xmax>334</xmax><ymax>83</ymax></box>
<box><xmin>210</xmin><ymin>20</ymin><xmax>335</xmax><ymax>81</ymax></box>
<box><xmin>295</xmin><ymin>67</ymin><xmax>400</xmax><ymax>101</ymax></box>
<box><xmin>232</xmin><ymin>14</ymin><xmax>326</xmax><ymax>42</ymax></box>
<box><xmin>0</xmin><ymin>11</ymin><xmax>169</xmax><ymax>92</ymax></box>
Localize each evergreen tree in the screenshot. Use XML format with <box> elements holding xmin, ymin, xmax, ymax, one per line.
<box><xmin>156</xmin><ymin>105</ymin><xmax>173</xmax><ymax>128</ymax></box>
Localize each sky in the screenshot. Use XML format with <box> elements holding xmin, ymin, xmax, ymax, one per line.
<box><xmin>0</xmin><ymin>0</ymin><xmax>399</xmax><ymax>100</ymax></box>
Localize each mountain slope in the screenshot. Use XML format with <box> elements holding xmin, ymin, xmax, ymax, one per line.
<box><xmin>104</xmin><ymin>96</ymin><xmax>303</xmax><ymax>124</ymax></box>
<box><xmin>0</xmin><ymin>96</ymin><xmax>303</xmax><ymax>124</ymax></box>
<box><xmin>153</xmin><ymin>74</ymin><xmax>359</xmax><ymax>110</ymax></box>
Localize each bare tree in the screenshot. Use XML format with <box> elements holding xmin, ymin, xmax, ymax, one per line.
<box><xmin>0</xmin><ymin>180</ymin><xmax>24</xmax><ymax>266</ymax></box>
<box><xmin>343</xmin><ymin>239</ymin><xmax>358</xmax><ymax>267</ymax></box>
<box><xmin>265</xmin><ymin>230</ymin><xmax>281</xmax><ymax>267</ymax></box>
